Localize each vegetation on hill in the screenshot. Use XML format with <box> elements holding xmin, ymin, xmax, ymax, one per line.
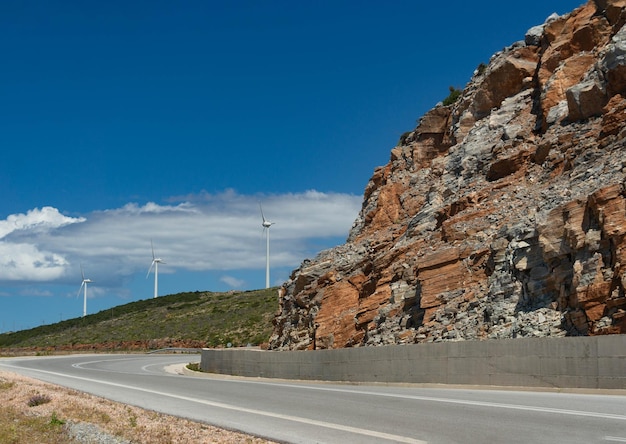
<box><xmin>442</xmin><ymin>85</ymin><xmax>462</xmax><ymax>106</ymax></box>
<box><xmin>0</xmin><ymin>289</ymin><xmax>278</xmax><ymax>352</ymax></box>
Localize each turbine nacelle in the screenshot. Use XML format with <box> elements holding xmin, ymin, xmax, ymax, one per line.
<box><xmin>146</xmin><ymin>258</ymin><xmax>166</xmax><ymax>276</ymax></box>
<box><xmin>78</xmin><ymin>265</ymin><xmax>93</xmax><ymax>292</ymax></box>
<box><xmin>260</xmin><ymin>204</ymin><xmax>274</xmax><ymax>229</ymax></box>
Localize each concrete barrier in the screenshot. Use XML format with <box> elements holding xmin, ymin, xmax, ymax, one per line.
<box><xmin>200</xmin><ymin>335</ymin><xmax>626</xmax><ymax>389</ymax></box>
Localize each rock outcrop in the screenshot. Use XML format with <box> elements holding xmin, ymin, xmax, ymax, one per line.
<box><xmin>269</xmin><ymin>0</ymin><xmax>626</xmax><ymax>350</ymax></box>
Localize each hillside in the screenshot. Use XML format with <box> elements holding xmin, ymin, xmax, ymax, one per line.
<box><xmin>0</xmin><ymin>289</ymin><xmax>277</xmax><ymax>352</ymax></box>
<box><xmin>270</xmin><ymin>0</ymin><xmax>626</xmax><ymax>350</ymax></box>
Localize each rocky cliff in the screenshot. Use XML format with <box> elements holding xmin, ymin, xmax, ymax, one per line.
<box><xmin>269</xmin><ymin>0</ymin><xmax>626</xmax><ymax>350</ymax></box>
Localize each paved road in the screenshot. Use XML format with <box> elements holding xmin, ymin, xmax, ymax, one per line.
<box><xmin>1</xmin><ymin>354</ymin><xmax>626</xmax><ymax>444</ymax></box>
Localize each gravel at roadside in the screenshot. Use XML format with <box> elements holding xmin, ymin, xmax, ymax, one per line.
<box><xmin>65</xmin><ymin>421</ymin><xmax>131</xmax><ymax>444</ymax></box>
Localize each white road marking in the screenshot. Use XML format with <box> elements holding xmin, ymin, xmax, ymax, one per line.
<box><xmin>252</xmin><ymin>381</ymin><xmax>626</xmax><ymax>422</ymax></box>
<box><xmin>0</xmin><ymin>362</ymin><xmax>427</xmax><ymax>444</ymax></box>
<box><xmin>605</xmin><ymin>438</ymin><xmax>626</xmax><ymax>442</ymax></box>
<box><xmin>72</xmin><ymin>357</ymin><xmax>172</xmax><ymax>375</ymax></box>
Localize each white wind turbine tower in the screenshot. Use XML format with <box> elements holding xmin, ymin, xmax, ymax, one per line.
<box><xmin>260</xmin><ymin>204</ymin><xmax>275</xmax><ymax>289</ymax></box>
<box><xmin>77</xmin><ymin>265</ymin><xmax>93</xmax><ymax>318</ymax></box>
<box><xmin>146</xmin><ymin>240</ymin><xmax>165</xmax><ymax>298</ymax></box>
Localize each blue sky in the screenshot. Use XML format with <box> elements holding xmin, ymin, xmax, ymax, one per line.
<box><xmin>0</xmin><ymin>0</ymin><xmax>584</xmax><ymax>332</ymax></box>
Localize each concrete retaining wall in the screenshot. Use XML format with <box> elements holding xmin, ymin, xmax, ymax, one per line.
<box><xmin>200</xmin><ymin>335</ymin><xmax>626</xmax><ymax>389</ymax></box>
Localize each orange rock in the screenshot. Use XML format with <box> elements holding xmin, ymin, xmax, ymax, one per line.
<box><xmin>601</xmin><ymin>94</ymin><xmax>626</xmax><ymax>137</ymax></box>
<box><xmin>269</xmin><ymin>0</ymin><xmax>626</xmax><ymax>350</ymax></box>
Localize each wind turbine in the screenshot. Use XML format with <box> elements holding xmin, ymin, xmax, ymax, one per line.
<box><xmin>260</xmin><ymin>204</ymin><xmax>274</xmax><ymax>289</ymax></box>
<box><xmin>77</xmin><ymin>265</ymin><xmax>92</xmax><ymax>318</ymax></box>
<box><xmin>146</xmin><ymin>240</ymin><xmax>165</xmax><ymax>298</ymax></box>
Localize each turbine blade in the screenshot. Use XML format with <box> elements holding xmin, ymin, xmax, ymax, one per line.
<box><xmin>80</xmin><ymin>264</ymin><xmax>85</xmax><ymax>280</ymax></box>
<box><xmin>146</xmin><ymin>260</ymin><xmax>155</xmax><ymax>278</ymax></box>
<box><xmin>259</xmin><ymin>203</ymin><xmax>266</xmax><ymax>223</ymax></box>
<box><xmin>151</xmin><ymin>239</ymin><xmax>155</xmax><ymax>260</ymax></box>
<box><xmin>77</xmin><ymin>281</ymin><xmax>85</xmax><ymax>297</ymax></box>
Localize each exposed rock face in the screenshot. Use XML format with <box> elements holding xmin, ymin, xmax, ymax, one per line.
<box><xmin>269</xmin><ymin>0</ymin><xmax>626</xmax><ymax>351</ymax></box>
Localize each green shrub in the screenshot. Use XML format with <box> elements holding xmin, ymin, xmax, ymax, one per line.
<box><xmin>442</xmin><ymin>86</ymin><xmax>462</xmax><ymax>106</ymax></box>
<box><xmin>186</xmin><ymin>362</ymin><xmax>201</xmax><ymax>372</ymax></box>
<box><xmin>28</xmin><ymin>394</ymin><xmax>51</xmax><ymax>407</ymax></box>
<box><xmin>398</xmin><ymin>131</ymin><xmax>412</xmax><ymax>145</ymax></box>
<box><xmin>49</xmin><ymin>412</ymin><xmax>65</xmax><ymax>426</ymax></box>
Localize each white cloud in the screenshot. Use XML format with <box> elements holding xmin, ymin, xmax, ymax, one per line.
<box><xmin>220</xmin><ymin>275</ymin><xmax>246</xmax><ymax>288</ymax></box>
<box><xmin>0</xmin><ymin>190</ymin><xmax>361</xmax><ymax>287</ymax></box>
<box><xmin>0</xmin><ymin>206</ymin><xmax>85</xmax><ymax>239</ymax></box>
<box><xmin>111</xmin><ymin>202</ymin><xmax>199</xmax><ymax>215</ymax></box>
<box><xmin>0</xmin><ymin>242</ymin><xmax>69</xmax><ymax>281</ymax></box>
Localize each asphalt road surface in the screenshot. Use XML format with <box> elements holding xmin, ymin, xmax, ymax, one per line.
<box><xmin>1</xmin><ymin>354</ymin><xmax>625</xmax><ymax>444</ymax></box>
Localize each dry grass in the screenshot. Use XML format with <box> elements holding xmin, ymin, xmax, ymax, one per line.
<box><xmin>0</xmin><ymin>370</ymin><xmax>277</xmax><ymax>443</ymax></box>
<box><xmin>1</xmin><ymin>405</ymin><xmax>68</xmax><ymax>444</ymax></box>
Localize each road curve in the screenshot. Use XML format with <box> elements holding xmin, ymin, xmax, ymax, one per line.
<box><xmin>1</xmin><ymin>354</ymin><xmax>626</xmax><ymax>444</ymax></box>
